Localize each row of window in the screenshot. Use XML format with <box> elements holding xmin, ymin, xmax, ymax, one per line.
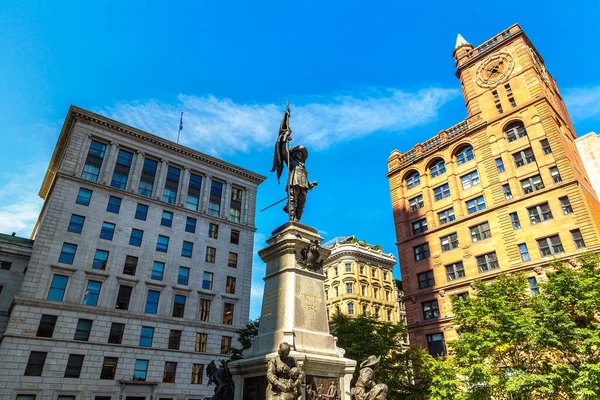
<box><xmin>15</xmin><ymin>396</ymin><xmax>203</xmax><ymax>400</ymax></box>
<box><xmin>332</xmin><ymin>303</ymin><xmax>395</xmax><ymax>321</ymax></box>
<box><xmin>327</xmin><ymin>263</ymin><xmax>391</xmax><ymax>280</ymax></box>
<box><xmin>326</xmin><ymin>284</ymin><xmax>393</xmax><ymax>301</ymax></box>
<box><xmin>82</xmin><ymin>140</ymin><xmax>245</xmax><ymax>222</ymax></box>
<box><xmin>48</xmin><ymin>274</ymin><xmax>235</xmax><ymax>323</ymax></box>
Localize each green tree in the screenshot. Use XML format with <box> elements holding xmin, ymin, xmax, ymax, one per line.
<box><xmin>230</xmin><ymin>318</ymin><xmax>260</xmax><ymax>361</ymax></box>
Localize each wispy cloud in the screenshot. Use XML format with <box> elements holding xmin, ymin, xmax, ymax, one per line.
<box><xmin>100</xmin><ymin>88</ymin><xmax>459</xmax><ymax>156</ymax></box>
<box><xmin>564</xmin><ymin>86</ymin><xmax>600</xmax><ymax>122</ymax></box>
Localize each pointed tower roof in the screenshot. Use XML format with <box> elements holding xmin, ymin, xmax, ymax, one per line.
<box><xmin>454</xmin><ymin>33</ymin><xmax>471</xmax><ymax>49</ymax></box>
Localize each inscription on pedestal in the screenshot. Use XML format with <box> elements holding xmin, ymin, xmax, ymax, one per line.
<box><xmin>243</xmin><ymin>376</ymin><xmax>268</xmax><ymax>400</ymax></box>
<box><xmin>261</xmin><ymin>286</ymin><xmax>286</xmax><ymax>319</ymax></box>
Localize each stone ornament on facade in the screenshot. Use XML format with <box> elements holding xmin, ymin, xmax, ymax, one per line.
<box><xmin>475</xmin><ymin>51</ymin><xmax>515</xmax><ymax>88</ymax></box>
<box><xmin>296</xmin><ymin>240</ymin><xmax>326</xmax><ymax>272</ymax></box>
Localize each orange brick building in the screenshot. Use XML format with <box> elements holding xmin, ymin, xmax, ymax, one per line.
<box><xmin>386</xmin><ymin>24</ymin><xmax>600</xmax><ymax>355</ymax></box>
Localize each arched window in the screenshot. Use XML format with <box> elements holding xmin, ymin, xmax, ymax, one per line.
<box><xmin>456</xmin><ymin>146</ymin><xmax>474</xmax><ymax>165</ymax></box>
<box><xmin>505</xmin><ymin>121</ymin><xmax>527</xmax><ymax>142</ymax></box>
<box><xmin>406</xmin><ymin>172</ymin><xmax>421</xmax><ymax>189</ymax></box>
<box><xmin>429</xmin><ymin>159</ymin><xmax>446</xmax><ymax>178</ymax></box>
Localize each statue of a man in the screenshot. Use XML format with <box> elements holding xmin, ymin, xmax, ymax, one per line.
<box><xmin>266</xmin><ymin>342</ymin><xmax>305</xmax><ymax>400</ymax></box>
<box><xmin>283</xmin><ymin>145</ymin><xmax>317</xmax><ymax>222</ymax></box>
<box><xmin>350</xmin><ymin>356</ymin><xmax>388</xmax><ymax>400</ymax></box>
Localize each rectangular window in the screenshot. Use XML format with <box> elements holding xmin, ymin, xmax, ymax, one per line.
<box><xmin>138</xmin><ymin>158</ymin><xmax>158</xmax><ymax>197</ymax></box>
<box><xmin>495</xmin><ymin>157</ymin><xmax>505</xmax><ymax>173</ymax></box>
<box><xmin>178</xmin><ymin>267</ymin><xmax>190</xmax><ymax>285</ymax></box>
<box><xmin>76</xmin><ymin>188</ymin><xmax>93</xmax><ymax>206</ymax></box>
<box><xmin>0</xmin><ymin>261</ymin><xmax>9</xmax><ymax>270</ymax></box>
<box><xmin>470</xmin><ymin>222</ymin><xmax>491</xmax><ymax>242</ymax></box>
<box><xmin>202</xmin><ymin>272</ymin><xmax>213</xmax><ymax>290</ymax></box>
<box><xmin>528</xmin><ymin>203</ymin><xmax>553</xmax><ymax>224</ymax></box>
<box><xmin>223</xmin><ymin>303</ymin><xmax>234</xmax><ymax>325</ymax></box>
<box><xmin>115</xmin><ymin>285</ymin><xmax>132</xmax><ymax>310</ymax></box>
<box><xmin>208</xmin><ymin>223</ymin><xmax>219</xmax><ymax>239</ymax></box>
<box><xmin>185</xmin><ymin>217</ymin><xmax>197</xmax><ymax>233</ymax></box>
<box><xmin>461</xmin><ymin>170</ymin><xmax>480</xmax><ymax>190</ymax></box>
<box><xmin>466</xmin><ymin>195</ymin><xmax>486</xmax><ymax>214</ymax></box>
<box><xmin>440</xmin><ymin>233</ymin><xmax>459</xmax><ymax>252</ymax></box>
<box><xmin>503</xmin><ymin>184</ymin><xmax>513</xmax><ymax>200</ymax></box>
<box><xmin>518</xmin><ymin>243</ymin><xmax>530</xmax><ymax>261</ymax></box>
<box><xmin>64</xmin><ymin>354</ymin><xmax>85</xmax><ymax>378</ymax></box>
<box><xmin>433</xmin><ymin>184</ymin><xmax>451</xmax><ymax>201</ymax></box>
<box><xmin>476</xmin><ymin>252</ymin><xmax>499</xmax><ymax>273</ymax></box>
<box><xmin>106</xmin><ymin>196</ymin><xmax>122</xmax><ymax>214</ymax></box>
<box><xmin>161</xmin><ymin>210</ymin><xmax>173</xmax><ymax>227</ymax></box>
<box><xmin>417</xmin><ymin>270</ymin><xmax>435</xmax><ymax>289</ymax></box>
<box><xmin>108</xmin><ymin>322</ymin><xmax>125</xmax><ymax>344</ymax></box>
<box><xmin>36</xmin><ymin>315</ymin><xmax>58</xmax><ymax>338</ymax></box>
<box><xmin>230</xmin><ymin>229</ymin><xmax>240</xmax><ymax>244</ymax></box>
<box><xmin>48</xmin><ymin>274</ymin><xmax>69</xmax><ymax>301</ymax></box>
<box><xmin>135</xmin><ymin>203</ymin><xmax>149</xmax><ymax>220</ymax></box>
<box><xmin>82</xmin><ymin>140</ymin><xmax>106</xmax><ymax>182</ymax></box>
<box><xmin>571</xmin><ymin>229</ymin><xmax>585</xmax><ymax>249</ymax></box>
<box><xmin>427</xmin><ymin>333</ymin><xmax>446</xmax><ymax>357</ymax></box>
<box><xmin>145</xmin><ymin>290</ymin><xmax>160</xmax><ymax>314</ymax></box>
<box><xmin>93</xmin><ymin>249</ymin><xmax>109</xmax><ymax>270</ymax></box>
<box><xmin>162</xmin><ymin>166</ymin><xmax>181</xmax><ymax>204</ymax></box>
<box><xmin>111</xmin><ymin>149</ymin><xmax>133</xmax><ymax>189</ymax></box>
<box><xmin>163</xmin><ymin>362</ymin><xmax>177</xmax><ymax>383</ymax></box>
<box><xmin>505</xmin><ymin>83</ymin><xmax>512</xmax><ymax>94</ymax></box>
<box><xmin>156</xmin><ymin>235</ymin><xmax>169</xmax><ymax>252</ymax></box>
<box><xmin>496</xmin><ymin>104</ymin><xmax>504</xmax><ymax>114</ymax></box>
<box><xmin>348</xmin><ymin>303</ymin><xmax>355</xmax><ymax>315</ymax></box>
<box><xmin>172</xmin><ymin>295</ymin><xmax>186</xmax><ymax>318</ymax></box>
<box><xmin>83</xmin><ymin>280</ymin><xmax>102</xmax><ymax>306</ymax></box>
<box><xmin>412</xmin><ymin>218</ymin><xmax>428</xmax><ymax>234</ymax></box>
<box><xmin>186</xmin><ymin>173</ymin><xmax>203</xmax><ymax>211</ymax></box>
<box><xmin>139</xmin><ymin>326</ymin><xmax>154</xmax><ymax>347</ymax></box>
<box><xmin>550</xmin><ymin>166</ymin><xmax>562</xmax><ymax>183</ymax></box>
<box><xmin>152</xmin><ymin>261</ymin><xmax>165</xmax><ymax>281</ymax></box>
<box><xmin>195</xmin><ymin>333</ymin><xmax>208</xmax><ymax>352</ymax></box>
<box><xmin>100</xmin><ymin>222</ymin><xmax>116</xmax><ymax>241</ymax></box>
<box><xmin>510</xmin><ymin>212</ymin><xmax>521</xmax><ymax>229</ymax></box>
<box><xmin>181</xmin><ymin>241</ymin><xmax>193</xmax><ymax>258</ymax></box>
<box><xmin>228</xmin><ymin>252</ymin><xmax>238</xmax><ymax>268</ymax></box>
<box><xmin>430</xmin><ymin>160</ymin><xmax>446</xmax><ymax>177</ymax></box>
<box><xmin>438</xmin><ymin>208</ymin><xmax>455</xmax><ymax>224</ymax></box>
<box><xmin>59</xmin><ymin>243</ymin><xmax>77</xmax><ymax>264</ymax></box>
<box><xmin>198</xmin><ymin>298</ymin><xmax>211</xmax><ymax>322</ymax></box>
<box><xmin>513</xmin><ymin>148</ymin><xmax>536</xmax><ymax>167</ymax></box>
<box><xmin>560</xmin><ymin>196</ymin><xmax>573</xmax><ymax>215</ymax></box>
<box><xmin>445</xmin><ymin>262</ymin><xmax>465</xmax><ymax>281</ymax></box>
<box><xmin>191</xmin><ymin>363</ymin><xmax>204</xmax><ymax>384</ymax></box>
<box><xmin>68</xmin><ymin>214</ymin><xmax>85</xmax><ymax>233</ymax></box>
<box><xmin>422</xmin><ymin>300</ymin><xmax>440</xmax><ymax>320</ymax></box>
<box><xmin>229</xmin><ymin>187</ymin><xmax>243</xmax><ymax>223</ymax></box>
<box><xmin>345</xmin><ymin>263</ymin><xmax>352</xmax><ymax>272</ymax></box>
<box><xmin>129</xmin><ymin>229</ymin><xmax>144</xmax><ymax>246</ymax></box>
<box><xmin>74</xmin><ymin>319</ymin><xmax>93</xmax><ymax>341</ymax></box>
<box><xmin>24</xmin><ymin>351</ymin><xmax>47</xmax><ymax>376</ymax></box>
<box><xmin>413</xmin><ymin>243</ymin><xmax>430</xmax><ymax>261</ymax></box>
<box><xmin>123</xmin><ymin>255</ymin><xmax>138</xmax><ymax>275</ymax></box>
<box><xmin>208</xmin><ymin>181</ymin><xmax>223</xmax><ymax>216</ymax></box>
<box><xmin>133</xmin><ymin>359</ymin><xmax>149</xmax><ymax>381</ymax></box>
<box><xmin>226</xmin><ymin>276</ymin><xmax>236</xmax><ymax>294</ymax></box>
<box><xmin>221</xmin><ymin>336</ymin><xmax>232</xmax><ymax>354</ymax></box>
<box><xmin>528</xmin><ymin>277</ymin><xmax>540</xmax><ymax>295</ymax></box>
<box><xmin>206</xmin><ymin>247</ymin><xmax>216</xmax><ymax>263</ymax></box>
<box><xmin>100</xmin><ymin>357</ymin><xmax>118</xmax><ymax>380</ymax></box>
<box><xmin>492</xmin><ymin>90</ymin><xmax>499</xmax><ymax>99</ymax></box>
<box><xmin>509</xmin><ymin>97</ymin><xmax>517</xmax><ymax>108</ymax></box>
<box><xmin>409</xmin><ymin>195</ymin><xmax>424</xmax><ymax>212</ymax></box>
<box><xmin>540</xmin><ymin>139</ymin><xmax>552</xmax><ymax>154</ymax></box>
<box><xmin>345</xmin><ymin>282</ymin><xmax>353</xmax><ymax>294</ymax></box>
<box><xmin>168</xmin><ymin>330</ymin><xmax>182</xmax><ymax>349</ymax></box>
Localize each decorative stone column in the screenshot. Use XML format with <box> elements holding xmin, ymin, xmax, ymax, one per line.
<box><xmin>153</xmin><ymin>159</ymin><xmax>168</xmax><ymax>200</ymax></box>
<box><xmin>178</xmin><ymin>167</ymin><xmax>191</xmax><ymax>207</ymax></box>
<box><xmin>101</xmin><ymin>142</ymin><xmax>119</xmax><ymax>185</ymax></box>
<box><xmin>128</xmin><ymin>151</ymin><xmax>145</xmax><ymax>193</ymax></box>
<box><xmin>74</xmin><ymin>134</ymin><xmax>93</xmax><ymax>177</ymax></box>
<box><xmin>221</xmin><ymin>181</ymin><xmax>231</xmax><ymax>220</ymax></box>
<box><xmin>200</xmin><ymin>175</ymin><xmax>212</xmax><ymax>213</ymax></box>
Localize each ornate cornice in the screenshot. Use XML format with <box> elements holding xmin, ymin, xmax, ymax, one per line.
<box><xmin>325</xmin><ymin>245</ymin><xmax>396</xmax><ymax>267</ymax></box>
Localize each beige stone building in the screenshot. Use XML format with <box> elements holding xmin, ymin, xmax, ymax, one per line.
<box><xmin>575</xmin><ymin>132</ymin><xmax>600</xmax><ymax>197</ymax></box>
<box><xmin>323</xmin><ymin>236</ymin><xmax>401</xmax><ymax>324</ymax></box>
<box><xmin>387</xmin><ymin>24</ymin><xmax>600</xmax><ymax>356</ymax></box>
<box><xmin>0</xmin><ymin>106</ymin><xmax>265</xmax><ymax>399</ymax></box>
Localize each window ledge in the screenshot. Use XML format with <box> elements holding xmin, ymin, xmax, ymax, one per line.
<box><xmin>145</xmin><ymin>280</ymin><xmax>167</xmax><ymax>289</ymax></box>
<box><xmin>117</xmin><ymin>275</ymin><xmax>140</xmax><ymax>284</ymax></box>
<box><xmin>197</xmin><ymin>289</ymin><xmax>216</xmax><ymax>297</ymax></box>
<box><xmin>172</xmin><ymin>285</ymin><xmax>192</xmax><ymax>293</ymax></box>
<box><xmin>222</xmin><ymin>293</ymin><xmax>240</xmax><ymax>301</ymax></box>
<box><xmin>85</xmin><ymin>269</ymin><xmax>110</xmax><ymax>279</ymax></box>
<box><xmin>50</xmin><ymin>264</ymin><xmax>76</xmax><ymax>275</ymax></box>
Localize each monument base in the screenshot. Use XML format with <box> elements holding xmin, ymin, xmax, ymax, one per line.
<box><xmin>229</xmin><ymin>222</ymin><xmax>356</xmax><ymax>400</ymax></box>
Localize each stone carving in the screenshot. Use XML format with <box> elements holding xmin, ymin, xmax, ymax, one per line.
<box><xmin>348</xmin><ymin>355</ymin><xmax>388</xmax><ymax>400</ymax></box>
<box><xmin>296</xmin><ymin>240</ymin><xmax>325</xmax><ymax>272</ymax></box>
<box><xmin>534</xmin><ymin>266</ymin><xmax>543</xmax><ymax>275</ymax></box>
<box><xmin>266</xmin><ymin>342</ymin><xmax>305</xmax><ymax>400</ymax></box>
<box><xmin>206</xmin><ymin>359</ymin><xmax>234</xmax><ymax>400</ymax></box>
<box><xmin>439</xmin><ymin>290</ymin><xmax>446</xmax><ymax>297</ymax></box>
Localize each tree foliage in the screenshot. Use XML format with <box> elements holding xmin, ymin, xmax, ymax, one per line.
<box><xmin>230</xmin><ymin>318</ymin><xmax>260</xmax><ymax>361</ymax></box>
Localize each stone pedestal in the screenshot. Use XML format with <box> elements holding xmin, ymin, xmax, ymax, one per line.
<box><xmin>230</xmin><ymin>222</ymin><xmax>356</xmax><ymax>400</ymax></box>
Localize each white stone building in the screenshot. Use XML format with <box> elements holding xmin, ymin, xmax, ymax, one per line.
<box><xmin>575</xmin><ymin>131</ymin><xmax>600</xmax><ymax>198</ymax></box>
<box><xmin>0</xmin><ymin>106</ymin><xmax>265</xmax><ymax>400</ymax></box>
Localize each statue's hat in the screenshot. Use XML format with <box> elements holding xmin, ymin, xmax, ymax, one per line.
<box><xmin>290</xmin><ymin>145</ymin><xmax>308</xmax><ymax>161</ymax></box>
<box><xmin>360</xmin><ymin>355</ymin><xmax>381</xmax><ymax>369</ymax></box>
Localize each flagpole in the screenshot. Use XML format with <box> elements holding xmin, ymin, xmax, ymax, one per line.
<box><xmin>285</xmin><ymin>101</ymin><xmax>292</xmax><ymax>221</ymax></box>
<box><xmin>177</xmin><ymin>112</ymin><xmax>183</xmax><ymax>144</ymax></box>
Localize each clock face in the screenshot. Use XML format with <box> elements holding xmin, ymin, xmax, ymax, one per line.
<box><xmin>475</xmin><ymin>52</ymin><xmax>515</xmax><ymax>88</ymax></box>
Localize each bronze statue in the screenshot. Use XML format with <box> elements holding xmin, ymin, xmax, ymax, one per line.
<box><xmin>349</xmin><ymin>356</ymin><xmax>388</xmax><ymax>400</ymax></box>
<box><xmin>270</xmin><ymin>103</ymin><xmax>317</xmax><ymax>222</ymax></box>
<box><xmin>266</xmin><ymin>342</ymin><xmax>305</xmax><ymax>400</ymax></box>
<box><xmin>325</xmin><ymin>380</ymin><xmax>339</xmax><ymax>400</ymax></box>
<box><xmin>207</xmin><ymin>359</ymin><xmax>234</xmax><ymax>400</ymax></box>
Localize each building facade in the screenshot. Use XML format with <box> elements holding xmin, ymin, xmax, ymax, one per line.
<box><xmin>386</xmin><ymin>24</ymin><xmax>600</xmax><ymax>355</ymax></box>
<box><xmin>575</xmin><ymin>131</ymin><xmax>600</xmax><ymax>197</ymax></box>
<box><xmin>323</xmin><ymin>237</ymin><xmax>401</xmax><ymax>324</ymax></box>
<box><xmin>0</xmin><ymin>106</ymin><xmax>265</xmax><ymax>399</ymax></box>
<box><xmin>0</xmin><ymin>233</ymin><xmax>33</xmax><ymax>336</ymax></box>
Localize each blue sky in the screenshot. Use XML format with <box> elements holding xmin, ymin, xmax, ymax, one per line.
<box><xmin>1</xmin><ymin>1</ymin><xmax>599</xmax><ymax>318</ymax></box>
